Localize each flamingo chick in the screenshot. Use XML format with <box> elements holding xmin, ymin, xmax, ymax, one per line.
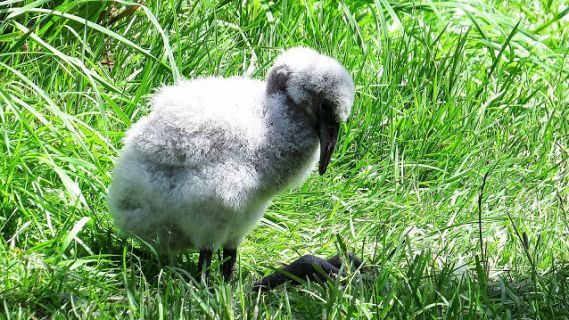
<box><xmin>108</xmin><ymin>47</ymin><xmax>355</xmax><ymax>279</ymax></box>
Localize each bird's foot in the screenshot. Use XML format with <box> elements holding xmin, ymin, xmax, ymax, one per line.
<box><xmin>253</xmin><ymin>252</ymin><xmax>363</xmax><ymax>290</ymax></box>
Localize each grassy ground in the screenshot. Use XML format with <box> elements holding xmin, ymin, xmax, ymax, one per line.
<box><xmin>1</xmin><ymin>0</ymin><xmax>568</xmax><ymax>318</ymax></box>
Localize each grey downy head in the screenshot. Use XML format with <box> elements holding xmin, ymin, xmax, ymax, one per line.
<box><xmin>266</xmin><ymin>47</ymin><xmax>355</xmax><ymax>175</ymax></box>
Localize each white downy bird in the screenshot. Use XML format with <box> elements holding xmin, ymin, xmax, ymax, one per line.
<box><xmin>108</xmin><ymin>47</ymin><xmax>355</xmax><ymax>279</ymax></box>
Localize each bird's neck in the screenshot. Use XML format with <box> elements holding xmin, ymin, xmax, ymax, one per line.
<box><xmin>256</xmin><ymin>94</ymin><xmax>319</xmax><ymax>193</ymax></box>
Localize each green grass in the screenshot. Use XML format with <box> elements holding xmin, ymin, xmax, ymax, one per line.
<box><xmin>1</xmin><ymin>0</ymin><xmax>568</xmax><ymax>318</ymax></box>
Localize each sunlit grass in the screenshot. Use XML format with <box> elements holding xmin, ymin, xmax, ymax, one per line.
<box><xmin>1</xmin><ymin>0</ymin><xmax>568</xmax><ymax>318</ymax></box>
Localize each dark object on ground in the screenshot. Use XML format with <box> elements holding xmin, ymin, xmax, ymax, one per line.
<box><xmin>253</xmin><ymin>252</ymin><xmax>363</xmax><ymax>290</ymax></box>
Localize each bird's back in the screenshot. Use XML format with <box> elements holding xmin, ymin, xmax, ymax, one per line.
<box><xmin>126</xmin><ymin>77</ymin><xmax>267</xmax><ymax>167</ymax></box>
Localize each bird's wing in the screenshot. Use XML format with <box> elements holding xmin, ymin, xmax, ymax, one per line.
<box><xmin>124</xmin><ymin>77</ymin><xmax>266</xmax><ymax>168</ymax></box>
<box><xmin>124</xmin><ymin>110</ymin><xmax>249</xmax><ymax>168</ymax></box>
<box><xmin>122</xmin><ymin>112</ymin><xmax>264</xmax><ymax>210</ymax></box>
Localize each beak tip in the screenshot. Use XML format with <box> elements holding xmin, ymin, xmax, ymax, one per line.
<box><xmin>318</xmin><ymin>164</ymin><xmax>327</xmax><ymax>175</ymax></box>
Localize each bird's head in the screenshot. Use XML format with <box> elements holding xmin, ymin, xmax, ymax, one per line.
<box><xmin>266</xmin><ymin>47</ymin><xmax>355</xmax><ymax>175</ymax></box>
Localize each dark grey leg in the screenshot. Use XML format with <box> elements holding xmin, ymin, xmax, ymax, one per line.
<box><xmin>222</xmin><ymin>248</ymin><xmax>237</xmax><ymax>280</ymax></box>
<box><xmin>197</xmin><ymin>249</ymin><xmax>213</xmax><ymax>277</ymax></box>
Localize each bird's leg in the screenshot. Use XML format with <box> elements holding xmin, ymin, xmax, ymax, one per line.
<box><xmin>253</xmin><ymin>252</ymin><xmax>363</xmax><ymax>290</ymax></box>
<box><xmin>221</xmin><ymin>248</ymin><xmax>237</xmax><ymax>280</ymax></box>
<box><xmin>197</xmin><ymin>249</ymin><xmax>213</xmax><ymax>277</ymax></box>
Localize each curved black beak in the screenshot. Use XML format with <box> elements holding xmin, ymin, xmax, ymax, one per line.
<box><xmin>317</xmin><ymin>111</ymin><xmax>340</xmax><ymax>175</ymax></box>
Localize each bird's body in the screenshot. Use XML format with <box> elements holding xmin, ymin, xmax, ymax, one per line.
<box><xmin>108</xmin><ymin>76</ymin><xmax>319</xmax><ymax>251</ymax></box>
<box><xmin>108</xmin><ymin>47</ymin><xmax>354</xmax><ymax>277</ymax></box>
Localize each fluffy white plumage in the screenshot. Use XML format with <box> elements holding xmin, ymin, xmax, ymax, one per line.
<box><xmin>108</xmin><ymin>47</ymin><xmax>354</xmax><ymax>253</ymax></box>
